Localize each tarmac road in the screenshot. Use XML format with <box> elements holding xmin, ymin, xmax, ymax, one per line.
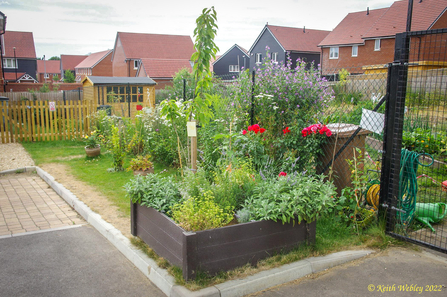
<box><xmin>0</xmin><ymin>225</ymin><xmax>166</xmax><ymax>297</ymax></box>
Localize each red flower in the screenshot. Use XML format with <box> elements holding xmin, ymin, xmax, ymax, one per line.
<box><xmin>242</xmin><ymin>130</ymin><xmax>247</xmax><ymax>135</ymax></box>
<box><xmin>259</xmin><ymin>128</ymin><xmax>266</xmax><ymax>134</ymax></box>
<box><xmin>326</xmin><ymin>130</ymin><xmax>332</xmax><ymax>137</ymax></box>
<box><xmin>136</xmin><ymin>105</ymin><xmax>143</xmax><ymax>111</ymax></box>
<box><xmin>278</xmin><ymin>172</ymin><xmax>287</xmax><ymax>177</ymax></box>
<box><xmin>283</xmin><ymin>127</ymin><xmax>291</xmax><ymax>134</ymax></box>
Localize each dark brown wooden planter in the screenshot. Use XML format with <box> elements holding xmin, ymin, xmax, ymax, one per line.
<box><xmin>85</xmin><ymin>146</ymin><xmax>101</xmax><ymax>157</ymax></box>
<box><xmin>131</xmin><ymin>203</ymin><xmax>316</xmax><ymax>281</ymax></box>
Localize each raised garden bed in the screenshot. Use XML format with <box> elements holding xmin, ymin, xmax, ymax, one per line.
<box><xmin>131</xmin><ymin>203</ymin><xmax>316</xmax><ymax>280</ymax></box>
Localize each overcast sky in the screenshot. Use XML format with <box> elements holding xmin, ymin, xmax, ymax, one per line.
<box><xmin>1</xmin><ymin>0</ymin><xmax>396</xmax><ymax>59</ymax></box>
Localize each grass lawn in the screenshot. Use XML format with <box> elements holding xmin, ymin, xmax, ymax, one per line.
<box><xmin>21</xmin><ymin>140</ymin><xmax>407</xmax><ymax>289</ymax></box>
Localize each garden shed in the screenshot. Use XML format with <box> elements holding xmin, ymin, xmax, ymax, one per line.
<box><xmin>82</xmin><ymin>76</ymin><xmax>156</xmax><ymax>118</ymax></box>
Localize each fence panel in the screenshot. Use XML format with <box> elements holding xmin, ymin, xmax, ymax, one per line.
<box><xmin>383</xmin><ymin>29</ymin><xmax>447</xmax><ymax>253</ymax></box>
<box><xmin>0</xmin><ymin>99</ymin><xmax>94</xmax><ymax>143</ymax></box>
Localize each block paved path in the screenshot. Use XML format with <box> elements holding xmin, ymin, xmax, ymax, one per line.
<box><xmin>0</xmin><ymin>172</ymin><xmax>85</xmax><ymax>237</ymax></box>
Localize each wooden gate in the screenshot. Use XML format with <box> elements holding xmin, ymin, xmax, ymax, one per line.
<box><xmin>0</xmin><ymin>99</ymin><xmax>95</xmax><ymax>143</ymax></box>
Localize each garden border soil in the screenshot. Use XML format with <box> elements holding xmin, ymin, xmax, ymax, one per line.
<box><xmin>131</xmin><ymin>203</ymin><xmax>316</xmax><ymax>280</ymax></box>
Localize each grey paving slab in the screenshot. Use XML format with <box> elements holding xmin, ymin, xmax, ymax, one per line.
<box><xmin>0</xmin><ymin>225</ymin><xmax>165</xmax><ymax>297</ymax></box>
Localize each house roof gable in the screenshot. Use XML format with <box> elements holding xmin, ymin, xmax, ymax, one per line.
<box><xmin>114</xmin><ymin>32</ymin><xmax>195</xmax><ymax>60</ymax></box>
<box><xmin>363</xmin><ymin>0</ymin><xmax>447</xmax><ymax>39</ymax></box>
<box><xmin>61</xmin><ymin>54</ymin><xmax>88</xmax><ymax>71</ymax></box>
<box><xmin>213</xmin><ymin>44</ymin><xmax>249</xmax><ymax>65</ymax></box>
<box><xmin>75</xmin><ymin>50</ymin><xmax>113</xmax><ymax>69</ymax></box>
<box><xmin>139</xmin><ymin>58</ymin><xmax>192</xmax><ymax>78</ymax></box>
<box><xmin>318</xmin><ymin>7</ymin><xmax>388</xmax><ymax>47</ymax></box>
<box><xmin>37</xmin><ymin>60</ymin><xmax>61</xmax><ymax>74</ymax></box>
<box><xmin>2</xmin><ymin>31</ymin><xmax>36</xmax><ymax>58</ymax></box>
<box><xmin>266</xmin><ymin>25</ymin><xmax>330</xmax><ymax>53</ymax></box>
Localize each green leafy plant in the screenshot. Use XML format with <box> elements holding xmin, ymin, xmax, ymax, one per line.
<box><xmin>125</xmin><ymin>174</ymin><xmax>182</xmax><ymax>215</ymax></box>
<box><xmin>108</xmin><ymin>125</ymin><xmax>126</xmax><ymax>171</ymax></box>
<box><xmin>84</xmin><ymin>130</ymin><xmax>102</xmax><ymax>148</ymax></box>
<box><xmin>243</xmin><ymin>173</ymin><xmax>337</xmax><ymax>225</ymax></box>
<box><xmin>171</xmin><ymin>191</ymin><xmax>233</xmax><ymax>231</ymax></box>
<box><xmin>127</xmin><ymin>155</ymin><xmax>153</xmax><ymax>171</ymax></box>
<box><xmin>63</xmin><ymin>69</ymin><xmax>75</xmax><ymax>83</ymax></box>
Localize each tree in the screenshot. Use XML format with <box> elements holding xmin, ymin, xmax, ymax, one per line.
<box><xmin>63</xmin><ymin>70</ymin><xmax>75</xmax><ymax>83</ymax></box>
<box><xmin>49</xmin><ymin>56</ymin><xmax>60</xmax><ymax>60</ymax></box>
<box><xmin>52</xmin><ymin>74</ymin><xmax>59</xmax><ymax>82</ymax></box>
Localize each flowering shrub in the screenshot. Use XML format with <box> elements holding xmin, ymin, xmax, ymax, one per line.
<box><xmin>301</xmin><ymin>124</ymin><xmax>332</xmax><ymax>138</ymax></box>
<box><xmin>84</xmin><ymin>130</ymin><xmax>101</xmax><ymax>149</ymax></box>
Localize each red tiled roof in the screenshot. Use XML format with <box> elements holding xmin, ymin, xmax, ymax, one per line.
<box><xmin>75</xmin><ymin>50</ymin><xmax>113</xmax><ymax>69</ymax></box>
<box><xmin>318</xmin><ymin>8</ymin><xmax>388</xmax><ymax>46</ymax></box>
<box><xmin>116</xmin><ymin>32</ymin><xmax>195</xmax><ymax>60</ymax></box>
<box><xmin>2</xmin><ymin>31</ymin><xmax>36</xmax><ymax>58</ymax></box>
<box><xmin>266</xmin><ymin>25</ymin><xmax>330</xmax><ymax>52</ymax></box>
<box><xmin>37</xmin><ymin>60</ymin><xmax>60</xmax><ymax>74</ymax></box>
<box><xmin>61</xmin><ymin>54</ymin><xmax>88</xmax><ymax>71</ymax></box>
<box><xmin>363</xmin><ymin>0</ymin><xmax>447</xmax><ymax>38</ymax></box>
<box><xmin>140</xmin><ymin>58</ymin><xmax>192</xmax><ymax>78</ymax></box>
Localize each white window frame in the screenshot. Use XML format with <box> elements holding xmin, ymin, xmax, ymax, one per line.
<box><xmin>374</xmin><ymin>39</ymin><xmax>381</xmax><ymax>51</ymax></box>
<box><xmin>3</xmin><ymin>58</ymin><xmax>17</xmax><ymax>68</ymax></box>
<box><xmin>133</xmin><ymin>60</ymin><xmax>139</xmax><ymax>70</ymax></box>
<box><xmin>255</xmin><ymin>53</ymin><xmax>262</xmax><ymax>64</ymax></box>
<box><xmin>352</xmin><ymin>45</ymin><xmax>358</xmax><ymax>57</ymax></box>
<box><xmin>271</xmin><ymin>52</ymin><xmax>278</xmax><ymax>62</ymax></box>
<box><xmin>329</xmin><ymin>47</ymin><xmax>339</xmax><ymax>59</ymax></box>
<box><xmin>229</xmin><ymin>65</ymin><xmax>239</xmax><ymax>72</ymax></box>
<box><xmin>44</xmin><ymin>73</ymin><xmax>49</xmax><ymax>79</ymax></box>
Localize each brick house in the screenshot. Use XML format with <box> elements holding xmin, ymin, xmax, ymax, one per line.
<box><xmin>111</xmin><ymin>32</ymin><xmax>194</xmax><ymax>89</ymax></box>
<box><xmin>248</xmin><ymin>24</ymin><xmax>330</xmax><ymax>70</ymax></box>
<box><xmin>318</xmin><ymin>0</ymin><xmax>447</xmax><ymax>76</ymax></box>
<box><xmin>1</xmin><ymin>31</ymin><xmax>38</xmax><ymax>88</ymax></box>
<box><xmin>75</xmin><ymin>49</ymin><xmax>113</xmax><ymax>82</ymax></box>
<box><xmin>36</xmin><ymin>59</ymin><xmax>60</xmax><ymax>83</ymax></box>
<box><xmin>60</xmin><ymin>54</ymin><xmax>87</xmax><ymax>80</ymax></box>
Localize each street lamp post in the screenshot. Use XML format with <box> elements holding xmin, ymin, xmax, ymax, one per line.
<box><xmin>13</xmin><ymin>46</ymin><xmax>17</xmax><ymax>81</ymax></box>
<box><xmin>0</xmin><ymin>11</ymin><xmax>7</xmax><ymax>92</ymax></box>
<box><xmin>43</xmin><ymin>55</ymin><xmax>46</xmax><ymax>83</ymax></box>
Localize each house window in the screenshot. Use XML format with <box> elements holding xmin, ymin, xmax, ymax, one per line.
<box><xmin>134</xmin><ymin>60</ymin><xmax>139</xmax><ymax>70</ymax></box>
<box><xmin>329</xmin><ymin>47</ymin><xmax>339</xmax><ymax>59</ymax></box>
<box><xmin>374</xmin><ymin>39</ymin><xmax>381</xmax><ymax>51</ymax></box>
<box><xmin>256</xmin><ymin>53</ymin><xmax>262</xmax><ymax>64</ymax></box>
<box><xmin>352</xmin><ymin>45</ymin><xmax>358</xmax><ymax>57</ymax></box>
<box><xmin>271</xmin><ymin>52</ymin><xmax>278</xmax><ymax>62</ymax></box>
<box><xmin>44</xmin><ymin>74</ymin><xmax>49</xmax><ymax>79</ymax></box>
<box><xmin>229</xmin><ymin>65</ymin><xmax>239</xmax><ymax>72</ymax></box>
<box><xmin>3</xmin><ymin>58</ymin><xmax>17</xmax><ymax>68</ymax></box>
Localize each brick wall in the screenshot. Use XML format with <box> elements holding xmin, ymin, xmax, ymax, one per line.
<box><xmin>92</xmin><ymin>52</ymin><xmax>113</xmax><ymax>77</ymax></box>
<box><xmin>321</xmin><ymin>38</ymin><xmax>395</xmax><ymax>75</ymax></box>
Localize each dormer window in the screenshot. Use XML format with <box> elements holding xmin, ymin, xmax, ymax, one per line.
<box><xmin>134</xmin><ymin>60</ymin><xmax>139</xmax><ymax>70</ymax></box>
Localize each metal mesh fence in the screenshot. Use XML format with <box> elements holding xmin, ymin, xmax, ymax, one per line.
<box><xmin>383</xmin><ymin>29</ymin><xmax>447</xmax><ymax>253</ymax></box>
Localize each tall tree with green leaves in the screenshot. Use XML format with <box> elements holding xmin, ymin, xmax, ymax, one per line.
<box><xmin>189</xmin><ymin>6</ymin><xmax>219</xmax><ymax>125</ymax></box>
<box><xmin>63</xmin><ymin>70</ymin><xmax>76</xmax><ymax>83</ymax></box>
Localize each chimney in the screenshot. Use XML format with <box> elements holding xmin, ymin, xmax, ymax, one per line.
<box><xmin>367</xmin><ymin>7</ymin><xmax>369</xmax><ymax>15</ymax></box>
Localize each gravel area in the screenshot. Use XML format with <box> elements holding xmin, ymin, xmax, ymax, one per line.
<box><xmin>0</xmin><ymin>143</ymin><xmax>35</xmax><ymax>172</ymax></box>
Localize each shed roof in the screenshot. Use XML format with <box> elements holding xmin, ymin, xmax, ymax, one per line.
<box><xmin>82</xmin><ymin>76</ymin><xmax>156</xmax><ymax>86</ymax></box>
<box><xmin>2</xmin><ymin>31</ymin><xmax>36</xmax><ymax>58</ymax></box>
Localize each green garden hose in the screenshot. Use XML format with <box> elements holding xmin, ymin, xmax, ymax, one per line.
<box><xmin>398</xmin><ymin>149</ymin><xmax>433</xmax><ymax>226</ymax></box>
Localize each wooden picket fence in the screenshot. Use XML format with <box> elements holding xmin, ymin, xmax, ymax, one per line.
<box><xmin>0</xmin><ymin>99</ymin><xmax>95</xmax><ymax>143</ymax></box>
